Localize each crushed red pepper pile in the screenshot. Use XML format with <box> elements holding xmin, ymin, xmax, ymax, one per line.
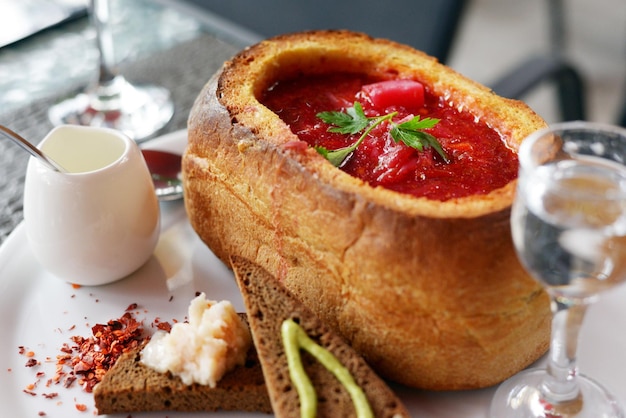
<box><xmin>18</xmin><ymin>301</ymin><xmax>175</xmax><ymax>415</ymax></box>
<box><xmin>67</xmin><ymin>304</ymin><xmax>145</xmax><ymax>392</ymax></box>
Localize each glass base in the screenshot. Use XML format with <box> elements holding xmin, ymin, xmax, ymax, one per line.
<box><xmin>490</xmin><ymin>368</ymin><xmax>624</xmax><ymax>418</ymax></box>
<box><xmin>48</xmin><ymin>78</ymin><xmax>174</xmax><ymax>143</ymax></box>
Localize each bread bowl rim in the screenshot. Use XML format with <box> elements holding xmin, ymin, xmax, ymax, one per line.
<box><xmin>212</xmin><ymin>29</ymin><xmax>547</xmax><ymax>219</ymax></box>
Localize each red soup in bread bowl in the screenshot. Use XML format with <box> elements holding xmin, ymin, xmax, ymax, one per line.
<box><xmin>183</xmin><ymin>30</ymin><xmax>551</xmax><ymax>390</ymax></box>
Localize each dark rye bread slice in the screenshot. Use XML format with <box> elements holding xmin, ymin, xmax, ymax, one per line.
<box><xmin>93</xmin><ymin>314</ymin><xmax>271</xmax><ymax>415</ymax></box>
<box><xmin>231</xmin><ymin>255</ymin><xmax>410</xmax><ymax>418</ymax></box>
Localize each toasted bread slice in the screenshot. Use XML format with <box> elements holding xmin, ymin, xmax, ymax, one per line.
<box><xmin>93</xmin><ymin>315</ymin><xmax>271</xmax><ymax>415</ymax></box>
<box><xmin>231</xmin><ymin>255</ymin><xmax>409</xmax><ymax>418</ymax></box>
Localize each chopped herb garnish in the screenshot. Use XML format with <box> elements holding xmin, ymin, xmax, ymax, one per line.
<box><xmin>315</xmin><ymin>101</ymin><xmax>450</xmax><ymax>167</ymax></box>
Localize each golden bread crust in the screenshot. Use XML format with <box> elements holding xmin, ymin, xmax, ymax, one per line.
<box><xmin>184</xmin><ymin>30</ymin><xmax>551</xmax><ymax>390</ymax></box>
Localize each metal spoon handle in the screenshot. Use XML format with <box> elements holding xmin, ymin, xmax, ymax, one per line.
<box><xmin>0</xmin><ymin>125</ymin><xmax>66</xmax><ymax>173</ymax></box>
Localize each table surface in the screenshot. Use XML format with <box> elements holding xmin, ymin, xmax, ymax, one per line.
<box><xmin>0</xmin><ymin>0</ymin><xmax>259</xmax><ymax>245</ymax></box>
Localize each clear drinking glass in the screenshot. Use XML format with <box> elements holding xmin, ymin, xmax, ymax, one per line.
<box><xmin>48</xmin><ymin>0</ymin><xmax>174</xmax><ymax>142</ymax></box>
<box><xmin>490</xmin><ymin>121</ymin><xmax>626</xmax><ymax>418</ymax></box>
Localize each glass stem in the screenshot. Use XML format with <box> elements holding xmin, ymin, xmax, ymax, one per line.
<box><xmin>90</xmin><ymin>0</ymin><xmax>127</xmax><ymax>111</ymax></box>
<box><xmin>92</xmin><ymin>0</ymin><xmax>117</xmax><ymax>84</ymax></box>
<box><xmin>542</xmin><ymin>297</ymin><xmax>588</xmax><ymax>405</ymax></box>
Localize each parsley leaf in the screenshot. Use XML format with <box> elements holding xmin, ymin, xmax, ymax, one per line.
<box><xmin>397</xmin><ymin>116</ymin><xmax>439</xmax><ymax>131</ymax></box>
<box><xmin>314</xmin><ymin>144</ymin><xmax>356</xmax><ymax>167</ymax></box>
<box><xmin>391</xmin><ymin>117</ymin><xmax>450</xmax><ymax>163</ymax></box>
<box><xmin>315</xmin><ymin>102</ymin><xmax>395</xmax><ymax>167</ymax></box>
<box><xmin>315</xmin><ymin>102</ymin><xmax>449</xmax><ymax>167</ymax></box>
<box><xmin>317</xmin><ymin>102</ymin><xmax>369</xmax><ymax>134</ymax></box>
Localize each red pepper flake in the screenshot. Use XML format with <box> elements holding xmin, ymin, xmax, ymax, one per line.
<box><xmin>22</xmin><ymin>309</ymin><xmax>151</xmax><ymax>402</ymax></box>
<box><xmin>125</xmin><ymin>303</ymin><xmax>138</xmax><ymax>311</ymax></box>
<box><xmin>156</xmin><ymin>322</ymin><xmax>172</xmax><ymax>332</ymax></box>
<box><xmin>75</xmin><ymin>403</ymin><xmax>87</xmax><ymax>412</ymax></box>
<box><xmin>63</xmin><ymin>375</ymin><xmax>77</xmax><ymax>388</ymax></box>
<box><xmin>72</xmin><ymin>283</ymin><xmax>81</xmax><ymax>289</ymax></box>
<box><xmin>61</xmin><ymin>311</ymin><xmax>144</xmax><ymax>393</ymax></box>
<box><xmin>21</xmin><ymin>309</ymin><xmax>145</xmax><ymax>401</ymax></box>
<box><xmin>38</xmin><ymin>412</ymin><xmax>46</xmax><ymax>416</ymax></box>
<box><xmin>25</xmin><ymin>358</ymin><xmax>39</xmax><ymax>367</ymax></box>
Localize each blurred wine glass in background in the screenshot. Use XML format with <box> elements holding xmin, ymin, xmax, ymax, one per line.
<box><xmin>48</xmin><ymin>0</ymin><xmax>174</xmax><ymax>142</ymax></box>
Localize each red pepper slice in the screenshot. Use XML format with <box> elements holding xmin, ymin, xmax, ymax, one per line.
<box><xmin>361</xmin><ymin>79</ymin><xmax>425</xmax><ymax>110</ymax></box>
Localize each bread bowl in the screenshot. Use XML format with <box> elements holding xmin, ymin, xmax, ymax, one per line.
<box><xmin>183</xmin><ymin>30</ymin><xmax>551</xmax><ymax>390</ymax></box>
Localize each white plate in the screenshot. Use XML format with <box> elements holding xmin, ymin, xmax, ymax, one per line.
<box><xmin>1</xmin><ymin>129</ymin><xmax>625</xmax><ymax>417</ymax></box>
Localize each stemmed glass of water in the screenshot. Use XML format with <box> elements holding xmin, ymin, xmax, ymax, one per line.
<box><xmin>490</xmin><ymin>122</ymin><xmax>626</xmax><ymax>417</ymax></box>
<box><xmin>48</xmin><ymin>0</ymin><xmax>174</xmax><ymax>142</ymax></box>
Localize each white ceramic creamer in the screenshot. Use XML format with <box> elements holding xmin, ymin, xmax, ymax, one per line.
<box><xmin>23</xmin><ymin>125</ymin><xmax>160</xmax><ymax>285</ymax></box>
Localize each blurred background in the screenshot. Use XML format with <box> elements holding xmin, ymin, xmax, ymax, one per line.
<box><xmin>0</xmin><ymin>0</ymin><xmax>624</xmax><ymax>125</ymax></box>
<box><xmin>0</xmin><ymin>0</ymin><xmax>626</xmax><ymax>123</ymax></box>
<box><xmin>449</xmin><ymin>0</ymin><xmax>625</xmax><ymax>125</ymax></box>
<box><xmin>175</xmin><ymin>0</ymin><xmax>626</xmax><ymax>125</ymax></box>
